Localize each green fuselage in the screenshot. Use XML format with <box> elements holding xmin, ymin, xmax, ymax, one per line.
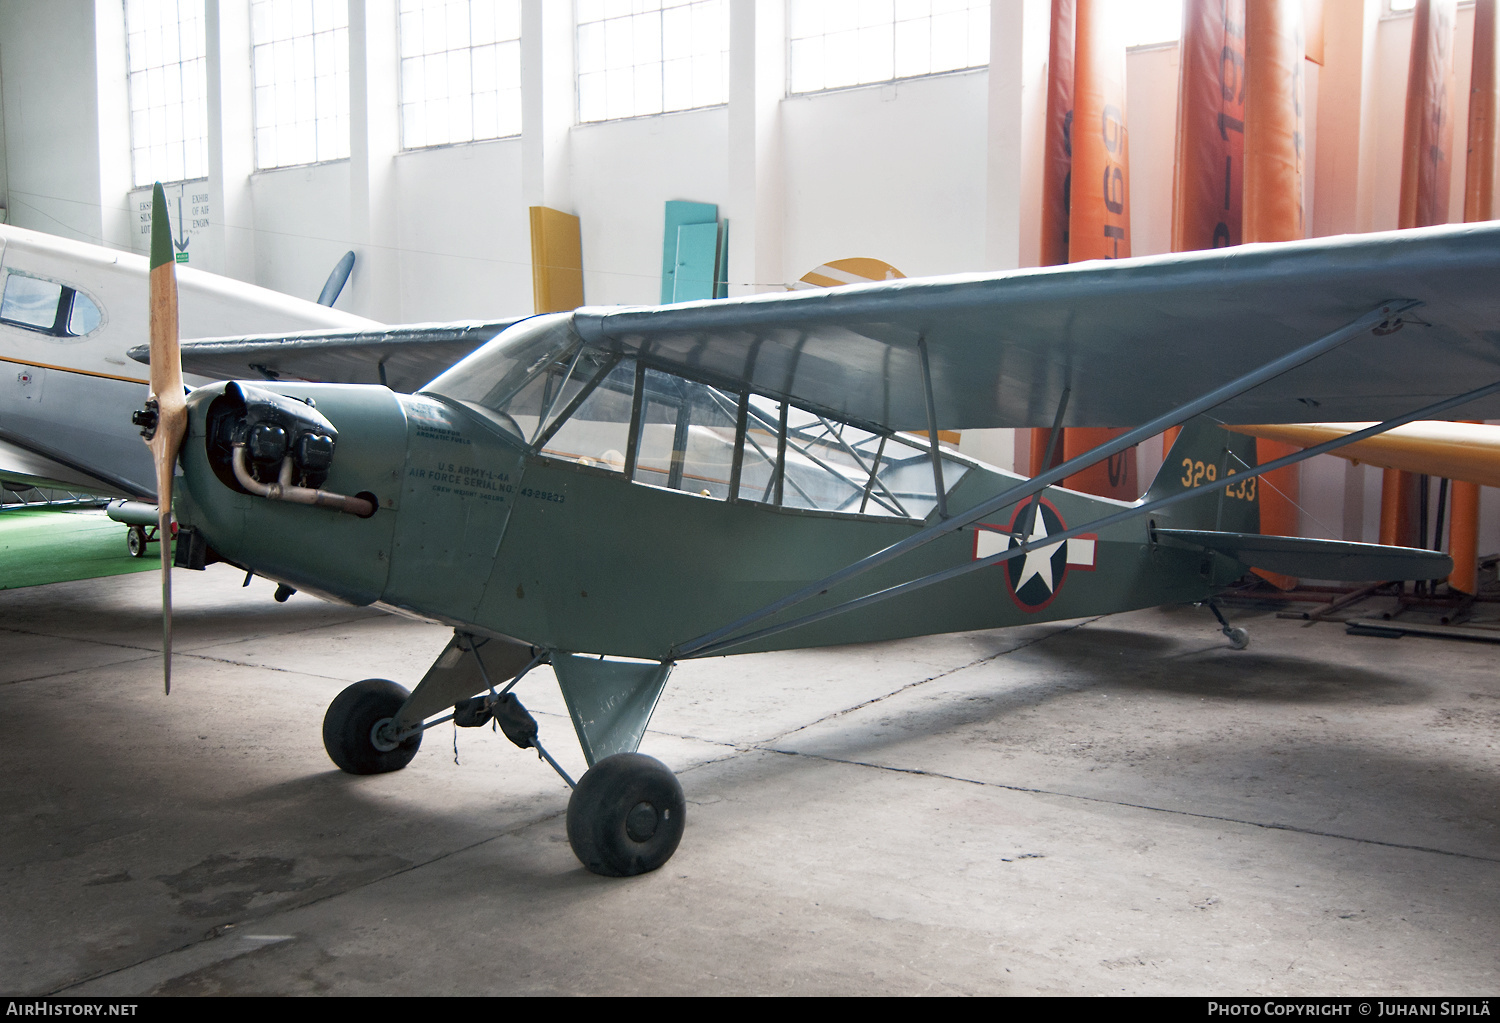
<box><xmin>176</xmin><ymin>381</ymin><xmax>1237</xmax><ymax>661</ymax></box>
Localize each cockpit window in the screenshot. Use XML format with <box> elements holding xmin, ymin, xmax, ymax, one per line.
<box><xmin>430</xmin><ymin>329</ymin><xmax>971</xmax><ymax>520</ymax></box>
<box><xmin>0</xmin><ymin>271</ymin><xmax>103</xmax><ymax>338</ymax></box>
<box><xmin>737</xmin><ymin>399</ymin><xmax>967</xmax><ymax>519</ymax></box>
<box><xmin>422</xmin><ymin>313</ymin><xmax>581</xmax><ymax>432</ymax></box>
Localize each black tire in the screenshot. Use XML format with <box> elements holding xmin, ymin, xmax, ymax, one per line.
<box><xmin>127</xmin><ymin>525</ymin><xmax>148</xmax><ymax>558</ymax></box>
<box><xmin>322</xmin><ymin>678</ymin><xmax>421</xmax><ymax>775</ymax></box>
<box><xmin>566</xmin><ymin>753</ymin><xmax>685</xmax><ymax>877</ymax></box>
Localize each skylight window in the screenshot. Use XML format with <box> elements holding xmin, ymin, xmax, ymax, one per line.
<box><xmin>576</xmin><ymin>0</ymin><xmax>729</xmax><ymax>123</ymax></box>
<box><xmin>787</xmin><ymin>0</ymin><xmax>990</xmax><ymax>95</ymax></box>
<box><xmin>251</xmin><ymin>0</ymin><xmax>351</xmax><ymax>169</ymax></box>
<box><xmin>399</xmin><ymin>0</ymin><xmax>523</xmax><ymax>149</ymax></box>
<box><xmin>124</xmin><ymin>0</ymin><xmax>209</xmax><ymax>187</ymax></box>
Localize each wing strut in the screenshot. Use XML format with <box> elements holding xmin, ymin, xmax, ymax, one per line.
<box><xmin>917</xmin><ymin>336</ymin><xmax>947</xmax><ymax>519</ymax></box>
<box><xmin>672</xmin><ymin>300</ymin><xmax>1415</xmax><ymax>659</ymax></box>
<box><xmin>680</xmin><ymin>375</ymin><xmax>1500</xmax><ymax>658</ymax></box>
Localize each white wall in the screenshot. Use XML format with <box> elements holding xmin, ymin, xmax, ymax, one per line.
<box><xmin>571</xmin><ymin>106</ymin><xmax>730</xmax><ymax>306</ymax></box>
<box><xmin>393</xmin><ymin>138</ymin><xmax>532</xmax><ymax>321</ymax></box>
<box><xmin>780</xmin><ymin>70</ymin><xmax>990</xmax><ymax>280</ymax></box>
<box><xmin>0</xmin><ymin>0</ymin><xmax>108</xmax><ymax>243</ymax></box>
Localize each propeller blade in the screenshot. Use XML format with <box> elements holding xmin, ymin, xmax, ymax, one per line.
<box><xmin>147</xmin><ymin>182</ymin><xmax>187</xmax><ymax>695</ymax></box>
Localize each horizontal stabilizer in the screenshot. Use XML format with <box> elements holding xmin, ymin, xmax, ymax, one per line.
<box><xmin>1155</xmin><ymin>528</ymin><xmax>1452</xmax><ymax>581</ymax></box>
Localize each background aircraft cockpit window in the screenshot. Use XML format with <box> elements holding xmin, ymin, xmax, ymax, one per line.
<box><xmin>67</xmin><ymin>292</ymin><xmax>102</xmax><ymax>336</ymax></box>
<box><xmin>0</xmin><ymin>272</ymin><xmax>103</xmax><ymax>338</ymax></box>
<box><xmin>0</xmin><ymin>274</ymin><xmax>64</xmax><ymax>330</ymax></box>
<box><xmin>632</xmin><ymin>368</ymin><xmax>738</xmax><ymax>498</ymax></box>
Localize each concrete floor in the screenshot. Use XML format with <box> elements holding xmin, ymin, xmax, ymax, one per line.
<box><xmin>1</xmin><ymin>566</ymin><xmax>1496</xmax><ymax>995</ymax></box>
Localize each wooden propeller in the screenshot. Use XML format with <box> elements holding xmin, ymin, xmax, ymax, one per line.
<box><xmin>141</xmin><ymin>183</ymin><xmax>187</xmax><ymax>694</ymax></box>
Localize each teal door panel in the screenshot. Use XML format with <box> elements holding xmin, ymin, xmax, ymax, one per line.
<box><xmin>661</xmin><ymin>200</ymin><xmax>717</xmax><ymax>304</ymax></box>
<box><xmin>672</xmin><ymin>223</ymin><xmax>720</xmax><ymax>303</ymax></box>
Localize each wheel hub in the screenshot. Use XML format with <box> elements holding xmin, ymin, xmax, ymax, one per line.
<box><xmin>625</xmin><ymin>800</ymin><xmax>659</xmax><ymax>842</ymax></box>
<box><xmin>369</xmin><ymin>717</ymin><xmax>400</xmax><ymax>752</ymax></box>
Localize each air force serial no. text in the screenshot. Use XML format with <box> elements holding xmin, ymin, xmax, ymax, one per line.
<box><xmin>1208</xmin><ymin>1004</ymin><xmax>1492</xmax><ymax>1018</ymax></box>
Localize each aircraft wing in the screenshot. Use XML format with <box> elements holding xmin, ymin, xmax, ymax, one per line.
<box><xmin>129</xmin><ymin>318</ymin><xmax>529</xmax><ymax>393</ymax></box>
<box><xmin>568</xmin><ymin>222</ymin><xmax>1500</xmax><ymax>432</ymax></box>
<box><xmin>0</xmin><ymin>431</ymin><xmax>151</xmax><ymax>500</ymax></box>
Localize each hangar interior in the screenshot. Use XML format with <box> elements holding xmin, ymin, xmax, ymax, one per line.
<box><xmin>1</xmin><ymin>0</ymin><xmax>1499</xmax><ymax>998</ymax></box>
<box><xmin>3</xmin><ymin>0</ymin><xmax>1499</xmax><ymax>548</ymax></box>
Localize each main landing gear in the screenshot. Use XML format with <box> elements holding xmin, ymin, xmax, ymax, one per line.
<box><xmin>320</xmin><ymin>652</ymin><xmax>685</xmax><ymax>878</ymax></box>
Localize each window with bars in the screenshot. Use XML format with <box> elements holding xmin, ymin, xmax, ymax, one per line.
<box><xmin>576</xmin><ymin>0</ymin><xmax>729</xmax><ymax>123</ymax></box>
<box><xmin>124</xmin><ymin>0</ymin><xmax>209</xmax><ymax>187</ymax></box>
<box><xmin>400</xmin><ymin>0</ymin><xmax>523</xmax><ymax>149</ymax></box>
<box><xmin>251</xmin><ymin>0</ymin><xmax>350</xmax><ymax>169</ymax></box>
<box><xmin>787</xmin><ymin>0</ymin><xmax>989</xmax><ymax>95</ymax></box>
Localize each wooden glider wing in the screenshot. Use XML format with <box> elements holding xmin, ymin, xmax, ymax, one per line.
<box><xmin>569</xmin><ymin>222</ymin><xmax>1500</xmax><ymax>432</ymax></box>
<box><xmin>1225</xmin><ymin>421</ymin><xmax>1500</xmax><ymax>489</ymax></box>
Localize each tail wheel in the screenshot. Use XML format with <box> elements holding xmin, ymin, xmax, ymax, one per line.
<box><xmin>322</xmin><ymin>678</ymin><xmax>421</xmax><ymax>775</ymax></box>
<box><xmin>566</xmin><ymin>753</ymin><xmax>685</xmax><ymax>877</ymax></box>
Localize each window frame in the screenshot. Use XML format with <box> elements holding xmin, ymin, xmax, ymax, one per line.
<box><xmin>397</xmin><ymin>0</ymin><xmax>525</xmax><ymax>151</ymax></box>
<box><xmin>785</xmin><ymin>0</ymin><xmax>992</xmax><ymax>99</ymax></box>
<box><xmin>574</xmin><ymin>0</ymin><xmax>731</xmax><ymax>125</ymax></box>
<box><xmin>249</xmin><ymin>0</ymin><xmax>353</xmax><ymax>172</ymax></box>
<box><xmin>123</xmin><ymin>0</ymin><xmax>211</xmax><ymax>188</ymax></box>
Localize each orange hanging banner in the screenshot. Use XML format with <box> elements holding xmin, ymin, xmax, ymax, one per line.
<box><xmin>1400</xmin><ymin>0</ymin><xmax>1458</xmax><ymax>231</ymax></box>
<box><xmin>1164</xmin><ymin>0</ymin><xmax>1247</xmax><ymax>458</ymax></box>
<box><xmin>1242</xmin><ymin>0</ymin><xmax>1306</xmax><ymax>588</ymax></box>
<box><xmin>1061</xmin><ymin>0</ymin><xmax>1137</xmax><ymax>499</ymax></box>
<box><xmin>1031</xmin><ymin>0</ymin><xmax>1076</xmax><ymax>477</ymax></box>
<box><xmin>1384</xmin><ymin>0</ymin><xmax>1458</xmax><ymax>552</ymax></box>
<box><xmin>1172</xmin><ymin>0</ymin><xmax>1246</xmax><ymax>254</ymax></box>
<box><xmin>1040</xmin><ymin>0</ymin><xmax>1076</xmax><ymax>270</ymax></box>
<box><xmin>1465</xmin><ymin>0</ymin><xmax>1496</xmax><ymax>224</ymax></box>
<box><xmin>1451</xmin><ymin>0</ymin><xmax>1493</xmax><ymax>594</ymax></box>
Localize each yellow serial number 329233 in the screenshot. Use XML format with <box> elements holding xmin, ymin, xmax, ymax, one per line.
<box><xmin>1180</xmin><ymin>458</ymin><xmax>1256</xmax><ymax>501</ymax></box>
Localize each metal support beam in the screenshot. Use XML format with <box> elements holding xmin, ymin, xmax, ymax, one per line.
<box><xmin>680</xmin><ymin>375</ymin><xmax>1500</xmax><ymax>657</ymax></box>
<box><xmin>674</xmin><ymin>301</ymin><xmax>1414</xmax><ymax>658</ymax></box>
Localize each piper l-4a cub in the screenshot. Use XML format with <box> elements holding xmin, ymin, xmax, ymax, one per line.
<box><xmin>135</xmin><ymin>184</ymin><xmax>1500</xmax><ymax>876</ymax></box>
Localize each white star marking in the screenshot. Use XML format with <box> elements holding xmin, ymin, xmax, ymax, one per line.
<box><xmin>1014</xmin><ymin>513</ymin><xmax>1062</xmax><ymax>594</ymax></box>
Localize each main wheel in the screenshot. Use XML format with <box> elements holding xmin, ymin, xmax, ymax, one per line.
<box><xmin>566</xmin><ymin>753</ymin><xmax>685</xmax><ymax>877</ymax></box>
<box><xmin>127</xmin><ymin>525</ymin><xmax>149</xmax><ymax>558</ymax></box>
<box><xmin>322</xmin><ymin>678</ymin><xmax>421</xmax><ymax>775</ymax></box>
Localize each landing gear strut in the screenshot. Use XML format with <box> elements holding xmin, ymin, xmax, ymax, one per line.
<box><xmin>318</xmin><ymin>641</ymin><xmax>688</xmax><ymax>877</ymax></box>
